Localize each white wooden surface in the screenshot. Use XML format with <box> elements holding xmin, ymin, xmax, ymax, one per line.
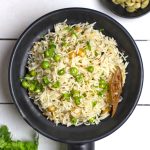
<box><xmin>0</xmin><ymin>0</ymin><xmax>150</xmax><ymax>149</ymax></box>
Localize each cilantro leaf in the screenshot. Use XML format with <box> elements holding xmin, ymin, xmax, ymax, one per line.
<box><xmin>0</xmin><ymin>125</ymin><xmax>38</xmax><ymax>150</ymax></box>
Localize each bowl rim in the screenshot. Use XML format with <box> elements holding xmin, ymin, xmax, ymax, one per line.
<box><xmin>8</xmin><ymin>7</ymin><xmax>144</xmax><ymax>143</ymax></box>
<box><xmin>101</xmin><ymin>0</ymin><xmax>150</xmax><ymax>18</ymax></box>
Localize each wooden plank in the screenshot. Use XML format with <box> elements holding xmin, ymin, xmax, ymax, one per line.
<box><xmin>0</xmin><ymin>40</ymin><xmax>15</xmax><ymax>103</ymax></box>
<box><xmin>136</xmin><ymin>41</ymin><xmax>150</xmax><ymax>106</ymax></box>
<box><xmin>0</xmin><ymin>0</ymin><xmax>150</xmax><ymax>39</ymax></box>
<box><xmin>0</xmin><ymin>40</ymin><xmax>149</xmax><ymax>104</ymax></box>
<box><xmin>96</xmin><ymin>105</ymin><xmax>150</xmax><ymax>150</ymax></box>
<box><xmin>0</xmin><ymin>104</ymin><xmax>60</xmax><ymax>150</ymax></box>
<box><xmin>0</xmin><ymin>105</ymin><xmax>149</xmax><ymax>149</ymax></box>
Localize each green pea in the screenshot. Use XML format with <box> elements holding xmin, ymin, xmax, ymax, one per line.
<box><xmin>41</xmin><ymin>61</ymin><xmax>50</xmax><ymax>69</ymax></box>
<box><xmin>21</xmin><ymin>80</ymin><xmax>29</xmax><ymax>89</ymax></box>
<box><xmin>75</xmin><ymin>74</ymin><xmax>84</xmax><ymax>82</ymax></box>
<box><xmin>44</xmin><ymin>50</ymin><xmax>51</xmax><ymax>58</ymax></box>
<box><xmin>43</xmin><ymin>76</ymin><xmax>50</xmax><ymax>85</ymax></box>
<box><xmin>74</xmin><ymin>96</ymin><xmax>81</xmax><ymax>105</ymax></box>
<box><xmin>28</xmin><ymin>83</ymin><xmax>36</xmax><ymax>92</ymax></box>
<box><xmin>34</xmin><ymin>87</ymin><xmax>41</xmax><ymax>93</ymax></box>
<box><xmin>50</xmin><ymin>43</ymin><xmax>56</xmax><ymax>49</ymax></box>
<box><xmin>54</xmin><ymin>54</ymin><xmax>61</xmax><ymax>62</ymax></box>
<box><xmin>62</xmin><ymin>92</ymin><xmax>71</xmax><ymax>101</ymax></box>
<box><xmin>71</xmin><ymin>117</ymin><xmax>77</xmax><ymax>125</ymax></box>
<box><xmin>29</xmin><ymin>70</ymin><xmax>36</xmax><ymax>77</ymax></box>
<box><xmin>70</xmin><ymin>67</ymin><xmax>78</xmax><ymax>76</ymax></box>
<box><xmin>99</xmin><ymin>78</ymin><xmax>108</xmax><ymax>90</ymax></box>
<box><xmin>71</xmin><ymin>89</ymin><xmax>80</xmax><ymax>97</ymax></box>
<box><xmin>88</xmin><ymin>117</ymin><xmax>95</xmax><ymax>123</ymax></box>
<box><xmin>92</xmin><ymin>101</ymin><xmax>97</xmax><ymax>107</ymax></box>
<box><xmin>52</xmin><ymin>81</ymin><xmax>60</xmax><ymax>88</ymax></box>
<box><xmin>34</xmin><ymin>84</ymin><xmax>43</xmax><ymax>93</ymax></box>
<box><xmin>57</xmin><ymin>68</ymin><xmax>66</xmax><ymax>75</ymax></box>
<box><xmin>44</xmin><ymin>48</ymin><xmax>55</xmax><ymax>58</ymax></box>
<box><xmin>99</xmin><ymin>78</ymin><xmax>106</xmax><ymax>85</ymax></box>
<box><xmin>86</xmin><ymin>66</ymin><xmax>94</xmax><ymax>73</ymax></box>
<box><xmin>99</xmin><ymin>84</ymin><xmax>106</xmax><ymax>89</ymax></box>
<box><xmin>32</xmin><ymin>80</ymin><xmax>38</xmax><ymax>85</ymax></box>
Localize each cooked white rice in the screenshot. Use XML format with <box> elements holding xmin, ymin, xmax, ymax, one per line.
<box><xmin>27</xmin><ymin>21</ymin><xmax>128</xmax><ymax>126</ymax></box>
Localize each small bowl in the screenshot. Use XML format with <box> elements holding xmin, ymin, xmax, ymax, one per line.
<box><xmin>101</xmin><ymin>0</ymin><xmax>150</xmax><ymax>18</ymax></box>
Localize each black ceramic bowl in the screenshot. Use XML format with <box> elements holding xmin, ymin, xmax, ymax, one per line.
<box><xmin>9</xmin><ymin>8</ymin><xmax>143</xmax><ymax>150</ymax></box>
<box><xmin>101</xmin><ymin>0</ymin><xmax>150</xmax><ymax>18</ymax></box>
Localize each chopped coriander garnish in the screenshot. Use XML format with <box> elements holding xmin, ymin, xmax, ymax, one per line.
<box><xmin>86</xmin><ymin>41</ymin><xmax>91</xmax><ymax>50</ymax></box>
<box><xmin>92</xmin><ymin>101</ymin><xmax>97</xmax><ymax>107</ymax></box>
<box><xmin>65</xmin><ymin>26</ymin><xmax>78</xmax><ymax>37</ymax></box>
<box><xmin>88</xmin><ymin>117</ymin><xmax>95</xmax><ymax>123</ymax></box>
<box><xmin>97</xmin><ymin>89</ymin><xmax>107</xmax><ymax>97</ymax></box>
<box><xmin>71</xmin><ymin>89</ymin><xmax>80</xmax><ymax>97</ymax></box>
<box><xmin>62</xmin><ymin>92</ymin><xmax>71</xmax><ymax>101</ymax></box>
<box><xmin>71</xmin><ymin>117</ymin><xmax>77</xmax><ymax>125</ymax></box>
<box><xmin>74</xmin><ymin>96</ymin><xmax>81</xmax><ymax>105</ymax></box>
<box><xmin>52</xmin><ymin>81</ymin><xmax>60</xmax><ymax>88</ymax></box>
